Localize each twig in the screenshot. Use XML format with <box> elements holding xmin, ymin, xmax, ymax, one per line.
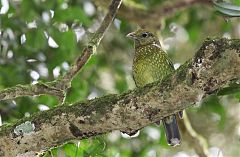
<box><xmin>0</xmin><ymin>82</ymin><xmax>64</xmax><ymax>102</ymax></box>
<box><xmin>0</xmin><ymin>0</ymin><xmax>122</xmax><ymax>103</ymax></box>
<box><xmin>62</xmin><ymin>0</ymin><xmax>122</xmax><ymax>81</ymax></box>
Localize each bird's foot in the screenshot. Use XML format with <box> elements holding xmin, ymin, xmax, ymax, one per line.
<box><xmin>178</xmin><ymin>111</ymin><xmax>184</xmax><ymax>119</ymax></box>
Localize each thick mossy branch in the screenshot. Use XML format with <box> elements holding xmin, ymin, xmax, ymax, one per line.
<box><xmin>0</xmin><ymin>38</ymin><xmax>240</xmax><ymax>157</ymax></box>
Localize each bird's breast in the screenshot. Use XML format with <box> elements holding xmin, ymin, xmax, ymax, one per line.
<box><xmin>132</xmin><ymin>45</ymin><xmax>174</xmax><ymax>87</ymax></box>
<box><xmin>133</xmin><ymin>57</ymin><xmax>161</xmax><ymax>87</ymax></box>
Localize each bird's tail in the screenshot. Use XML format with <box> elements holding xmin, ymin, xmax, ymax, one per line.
<box><xmin>162</xmin><ymin>114</ymin><xmax>181</xmax><ymax>146</ymax></box>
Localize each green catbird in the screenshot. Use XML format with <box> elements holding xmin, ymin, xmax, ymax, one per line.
<box><xmin>127</xmin><ymin>29</ymin><xmax>182</xmax><ymax>146</ymax></box>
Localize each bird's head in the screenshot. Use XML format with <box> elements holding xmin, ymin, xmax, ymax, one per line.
<box><xmin>126</xmin><ymin>29</ymin><xmax>160</xmax><ymax>48</ymax></box>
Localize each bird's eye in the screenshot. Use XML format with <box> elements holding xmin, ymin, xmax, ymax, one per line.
<box><xmin>141</xmin><ymin>33</ymin><xmax>148</xmax><ymax>38</ymax></box>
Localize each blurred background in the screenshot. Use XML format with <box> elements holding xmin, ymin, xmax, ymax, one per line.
<box><xmin>1</xmin><ymin>0</ymin><xmax>240</xmax><ymax>157</ymax></box>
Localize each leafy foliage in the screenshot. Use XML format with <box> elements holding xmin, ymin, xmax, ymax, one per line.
<box><xmin>214</xmin><ymin>0</ymin><xmax>240</xmax><ymax>17</ymax></box>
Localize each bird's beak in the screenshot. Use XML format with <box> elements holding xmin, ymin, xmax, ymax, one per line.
<box><xmin>126</xmin><ymin>32</ymin><xmax>136</xmax><ymax>39</ymax></box>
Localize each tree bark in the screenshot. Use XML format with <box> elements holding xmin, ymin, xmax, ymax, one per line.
<box><xmin>0</xmin><ymin>38</ymin><xmax>240</xmax><ymax>157</ymax></box>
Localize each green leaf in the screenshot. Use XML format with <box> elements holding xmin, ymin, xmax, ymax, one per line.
<box><xmin>24</xmin><ymin>29</ymin><xmax>47</xmax><ymax>52</ymax></box>
<box><xmin>234</xmin><ymin>0</ymin><xmax>240</xmax><ymax>5</ymax></box>
<box><xmin>34</xmin><ymin>95</ymin><xmax>58</xmax><ymax>108</ymax></box>
<box><xmin>50</xmin><ymin>147</ymin><xmax>59</xmax><ymax>156</ymax></box>
<box><xmin>84</xmin><ymin>55</ymin><xmax>98</xmax><ymax>69</ymax></box>
<box><xmin>0</xmin><ymin>65</ymin><xmax>30</xmax><ymax>87</ymax></box>
<box><xmin>20</xmin><ymin>0</ymin><xmax>38</xmax><ymax>22</ymax></box>
<box><xmin>37</xmin><ymin>0</ymin><xmax>56</xmax><ymax>10</ymax></box>
<box><xmin>214</xmin><ymin>1</ymin><xmax>240</xmax><ymax>17</ymax></box>
<box><xmin>201</xmin><ymin>95</ymin><xmax>226</xmax><ymax>130</ymax></box>
<box><xmin>218</xmin><ymin>83</ymin><xmax>240</xmax><ymax>95</ymax></box>
<box><xmin>46</xmin><ymin>29</ymin><xmax>77</xmax><ymax>70</ymax></box>
<box><xmin>233</xmin><ymin>89</ymin><xmax>240</xmax><ymax>101</ymax></box>
<box><xmin>115</xmin><ymin>79</ymin><xmax>128</xmax><ymax>93</ymax></box>
<box><xmin>68</xmin><ymin>137</ymin><xmax>107</xmax><ymax>156</ymax></box>
<box><xmin>159</xmin><ymin>126</ymin><xmax>169</xmax><ymax>148</ymax></box>
<box><xmin>50</xmin><ymin>29</ymin><xmax>77</xmax><ymax>54</ymax></box>
<box><xmin>214</xmin><ymin>1</ymin><xmax>240</xmax><ymax>10</ymax></box>
<box><xmin>66</xmin><ymin>77</ymin><xmax>89</xmax><ymax>103</ymax></box>
<box><xmin>64</xmin><ymin>142</ymin><xmax>83</xmax><ymax>157</ymax></box>
<box><xmin>53</xmin><ymin>7</ymin><xmax>92</xmax><ymax>26</ymax></box>
<box><xmin>87</xmin><ymin>137</ymin><xmax>106</xmax><ymax>156</ymax></box>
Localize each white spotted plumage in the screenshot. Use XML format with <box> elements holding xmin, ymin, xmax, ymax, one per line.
<box><xmin>132</xmin><ymin>43</ymin><xmax>174</xmax><ymax>87</ymax></box>
<box><xmin>128</xmin><ymin>29</ymin><xmax>182</xmax><ymax>147</ymax></box>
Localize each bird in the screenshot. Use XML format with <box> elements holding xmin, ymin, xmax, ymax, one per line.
<box><xmin>127</xmin><ymin>29</ymin><xmax>182</xmax><ymax>146</ymax></box>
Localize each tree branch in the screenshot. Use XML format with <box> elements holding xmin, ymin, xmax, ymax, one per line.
<box><xmin>0</xmin><ymin>0</ymin><xmax>122</xmax><ymax>103</ymax></box>
<box><xmin>94</xmin><ymin>0</ymin><xmax>211</xmax><ymax>28</ymax></box>
<box><xmin>0</xmin><ymin>82</ymin><xmax>63</xmax><ymax>102</ymax></box>
<box><xmin>0</xmin><ymin>38</ymin><xmax>240</xmax><ymax>157</ymax></box>
<box><xmin>62</xmin><ymin>0</ymin><xmax>122</xmax><ymax>82</ymax></box>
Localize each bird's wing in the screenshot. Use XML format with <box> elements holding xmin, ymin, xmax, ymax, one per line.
<box><xmin>155</xmin><ymin>45</ymin><xmax>174</xmax><ymax>70</ymax></box>
<box><xmin>164</xmin><ymin>52</ymin><xmax>174</xmax><ymax>69</ymax></box>
<box><xmin>151</xmin><ymin>43</ymin><xmax>174</xmax><ymax>69</ymax></box>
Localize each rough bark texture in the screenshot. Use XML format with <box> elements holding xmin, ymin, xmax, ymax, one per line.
<box><xmin>0</xmin><ymin>38</ymin><xmax>240</xmax><ymax>157</ymax></box>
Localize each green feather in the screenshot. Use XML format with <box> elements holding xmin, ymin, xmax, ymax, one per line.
<box><xmin>132</xmin><ymin>41</ymin><xmax>174</xmax><ymax>87</ymax></box>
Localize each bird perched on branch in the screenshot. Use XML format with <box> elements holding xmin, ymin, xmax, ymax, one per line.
<box><xmin>127</xmin><ymin>29</ymin><xmax>182</xmax><ymax>146</ymax></box>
